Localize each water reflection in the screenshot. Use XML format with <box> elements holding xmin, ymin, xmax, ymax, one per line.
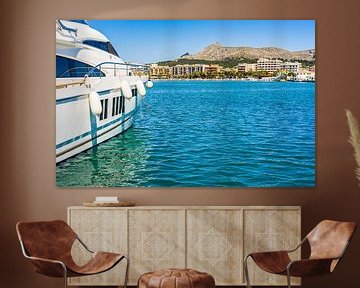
<box><xmin>57</xmin><ymin>127</ymin><xmax>149</xmax><ymax>187</ymax></box>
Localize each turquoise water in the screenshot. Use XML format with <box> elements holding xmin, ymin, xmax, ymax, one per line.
<box><xmin>57</xmin><ymin>80</ymin><xmax>315</xmax><ymax>187</ymax></box>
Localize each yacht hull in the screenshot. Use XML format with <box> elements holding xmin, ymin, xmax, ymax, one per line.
<box><xmin>56</xmin><ymin>76</ymin><xmax>144</xmax><ymax>163</ymax></box>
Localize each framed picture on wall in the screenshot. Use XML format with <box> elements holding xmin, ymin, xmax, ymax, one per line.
<box><xmin>56</xmin><ymin>20</ymin><xmax>315</xmax><ymax>187</ymax></box>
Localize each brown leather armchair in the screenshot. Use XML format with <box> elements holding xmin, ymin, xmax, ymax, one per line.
<box><xmin>244</xmin><ymin>220</ymin><xmax>356</xmax><ymax>288</ymax></box>
<box><xmin>16</xmin><ymin>220</ymin><xmax>129</xmax><ymax>288</ymax></box>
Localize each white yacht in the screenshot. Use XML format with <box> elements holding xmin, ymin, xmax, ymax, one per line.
<box><xmin>56</xmin><ymin>20</ymin><xmax>152</xmax><ymax>163</ymax></box>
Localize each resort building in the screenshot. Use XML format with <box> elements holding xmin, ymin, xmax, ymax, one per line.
<box><xmin>204</xmin><ymin>64</ymin><xmax>222</xmax><ymax>74</ymax></box>
<box><xmin>237</xmin><ymin>63</ymin><xmax>257</xmax><ymax>73</ymax></box>
<box><xmin>238</xmin><ymin>59</ymin><xmax>302</xmax><ymax>74</ymax></box>
<box><xmin>296</xmin><ymin>68</ymin><xmax>315</xmax><ymax>81</ymax></box>
<box><xmin>172</xmin><ymin>64</ymin><xmax>207</xmax><ymax>76</ymax></box>
<box><xmin>172</xmin><ymin>64</ymin><xmax>223</xmax><ymax>77</ymax></box>
<box><xmin>150</xmin><ymin>64</ymin><xmax>172</xmax><ymax>78</ymax></box>
<box><xmin>221</xmin><ymin>67</ymin><xmax>237</xmax><ymax>73</ymax></box>
<box><xmin>280</xmin><ymin>62</ymin><xmax>301</xmax><ymax>73</ymax></box>
<box><xmin>256</xmin><ymin>58</ymin><xmax>283</xmax><ymax>72</ymax></box>
<box><xmin>309</xmin><ymin>65</ymin><xmax>316</xmax><ymax>72</ymax></box>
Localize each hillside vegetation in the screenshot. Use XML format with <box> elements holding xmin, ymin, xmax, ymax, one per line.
<box><xmin>157</xmin><ymin>43</ymin><xmax>315</xmax><ymax>67</ymax></box>
<box><xmin>182</xmin><ymin>43</ymin><xmax>315</xmax><ymax>61</ymax></box>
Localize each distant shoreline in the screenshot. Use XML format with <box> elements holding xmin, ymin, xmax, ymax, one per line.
<box><xmin>150</xmin><ymin>78</ymin><xmax>315</xmax><ymax>83</ymax></box>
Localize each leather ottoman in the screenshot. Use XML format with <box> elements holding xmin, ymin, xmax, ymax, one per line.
<box><xmin>138</xmin><ymin>268</ymin><xmax>215</xmax><ymax>288</ymax></box>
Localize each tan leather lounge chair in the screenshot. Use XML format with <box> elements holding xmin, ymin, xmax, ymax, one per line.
<box><xmin>244</xmin><ymin>220</ymin><xmax>356</xmax><ymax>288</ymax></box>
<box><xmin>16</xmin><ymin>220</ymin><xmax>129</xmax><ymax>288</ymax></box>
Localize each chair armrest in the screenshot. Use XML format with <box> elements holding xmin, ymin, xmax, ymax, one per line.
<box><xmin>247</xmin><ymin>250</ymin><xmax>290</xmax><ymax>258</ymax></box>
<box><xmin>245</xmin><ymin>236</ymin><xmax>306</xmax><ymax>258</ymax></box>
<box><xmin>287</xmin><ymin>258</ymin><xmax>336</xmax><ymax>277</ymax></box>
<box><xmin>246</xmin><ymin>251</ymin><xmax>291</xmax><ymax>274</ymax></box>
<box><xmin>285</xmin><ymin>237</ymin><xmax>307</xmax><ymax>253</ymax></box>
<box><xmin>76</xmin><ymin>236</ymin><xmax>94</xmax><ymax>253</ymax></box>
<box><xmin>25</xmin><ymin>255</ymin><xmax>67</xmax><ymax>278</ymax></box>
<box><xmin>19</xmin><ymin>240</ymin><xmax>67</xmax><ymax>277</ymax></box>
<box><xmin>26</xmin><ymin>255</ymin><xmax>65</xmax><ymax>266</ymax></box>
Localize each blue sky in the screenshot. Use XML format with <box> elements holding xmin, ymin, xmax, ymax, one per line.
<box><xmin>87</xmin><ymin>20</ymin><xmax>315</xmax><ymax>64</ymax></box>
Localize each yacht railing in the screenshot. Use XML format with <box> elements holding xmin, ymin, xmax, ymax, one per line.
<box><xmin>87</xmin><ymin>61</ymin><xmax>150</xmax><ymax>78</ymax></box>
<box><xmin>57</xmin><ymin>67</ymin><xmax>103</xmax><ymax>79</ymax></box>
<box><xmin>57</xmin><ymin>20</ymin><xmax>77</xmax><ymax>35</ymax></box>
<box><xmin>57</xmin><ymin>61</ymin><xmax>150</xmax><ymax>79</ymax></box>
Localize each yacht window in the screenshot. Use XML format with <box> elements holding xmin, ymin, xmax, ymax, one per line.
<box><xmin>100</xmin><ymin>100</ymin><xmax>104</xmax><ymax>120</ymax></box>
<box><xmin>83</xmin><ymin>40</ymin><xmax>119</xmax><ymax>57</ymax></box>
<box><xmin>104</xmin><ymin>99</ymin><xmax>108</xmax><ymax>119</ymax></box>
<box><xmin>119</xmin><ymin>96</ymin><xmax>125</xmax><ymax>114</ymax></box>
<box><xmin>107</xmin><ymin>43</ymin><xmax>119</xmax><ymax>57</ymax></box>
<box><xmin>132</xmin><ymin>88</ymin><xmax>138</xmax><ymax>97</ymax></box>
<box><xmin>118</xmin><ymin>97</ymin><xmax>122</xmax><ymax>115</ymax></box>
<box><xmin>112</xmin><ymin>96</ymin><xmax>121</xmax><ymax>117</ymax></box>
<box><xmin>56</xmin><ymin>56</ymin><xmax>104</xmax><ymax>78</ymax></box>
<box><xmin>112</xmin><ymin>97</ymin><xmax>116</xmax><ymax>116</ymax></box>
<box><xmin>69</xmin><ymin>20</ymin><xmax>88</xmax><ymax>25</ymax></box>
<box><xmin>99</xmin><ymin>99</ymin><xmax>108</xmax><ymax>121</ymax></box>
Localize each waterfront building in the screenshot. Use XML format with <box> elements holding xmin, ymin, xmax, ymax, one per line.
<box><xmin>221</xmin><ymin>67</ymin><xmax>235</xmax><ymax>72</ymax></box>
<box><xmin>309</xmin><ymin>65</ymin><xmax>316</xmax><ymax>72</ymax></box>
<box><xmin>150</xmin><ymin>64</ymin><xmax>172</xmax><ymax>78</ymax></box>
<box><xmin>204</xmin><ymin>64</ymin><xmax>222</xmax><ymax>74</ymax></box>
<box><xmin>172</xmin><ymin>64</ymin><xmax>207</xmax><ymax>76</ymax></box>
<box><xmin>256</xmin><ymin>58</ymin><xmax>282</xmax><ymax>72</ymax></box>
<box><xmin>280</xmin><ymin>62</ymin><xmax>301</xmax><ymax>73</ymax></box>
<box><xmin>296</xmin><ymin>69</ymin><xmax>315</xmax><ymax>81</ymax></box>
<box><xmin>237</xmin><ymin>63</ymin><xmax>257</xmax><ymax>73</ymax></box>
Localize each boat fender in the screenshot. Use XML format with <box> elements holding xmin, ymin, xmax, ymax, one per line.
<box><xmin>88</xmin><ymin>90</ymin><xmax>102</xmax><ymax>116</ymax></box>
<box><xmin>120</xmin><ymin>80</ymin><xmax>133</xmax><ymax>99</ymax></box>
<box><xmin>136</xmin><ymin>80</ymin><xmax>146</xmax><ymax>96</ymax></box>
<box><xmin>145</xmin><ymin>80</ymin><xmax>154</xmax><ymax>88</ymax></box>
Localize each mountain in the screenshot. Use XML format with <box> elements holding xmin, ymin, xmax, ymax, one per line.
<box><xmin>181</xmin><ymin>43</ymin><xmax>315</xmax><ymax>61</ymax></box>
<box><xmin>180</xmin><ymin>52</ymin><xmax>190</xmax><ymax>57</ymax></box>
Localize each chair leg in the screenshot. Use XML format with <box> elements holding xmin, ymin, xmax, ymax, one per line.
<box><xmin>244</xmin><ymin>255</ymin><xmax>252</xmax><ymax>288</ymax></box>
<box><xmin>123</xmin><ymin>255</ymin><xmax>130</xmax><ymax>288</ymax></box>
<box><xmin>62</xmin><ymin>265</ymin><xmax>68</xmax><ymax>288</ymax></box>
<box><xmin>286</xmin><ymin>269</ymin><xmax>291</xmax><ymax>288</ymax></box>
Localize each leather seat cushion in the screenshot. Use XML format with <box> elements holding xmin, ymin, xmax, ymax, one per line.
<box><xmin>138</xmin><ymin>268</ymin><xmax>215</xmax><ymax>288</ymax></box>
